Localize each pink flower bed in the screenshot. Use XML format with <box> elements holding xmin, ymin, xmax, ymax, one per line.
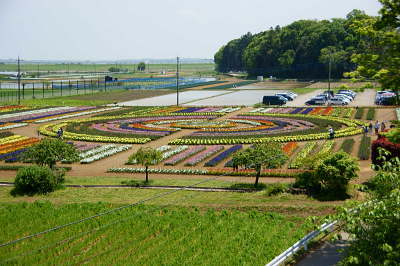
<box><xmin>184</xmin><ymin>145</ymin><xmax>224</xmax><ymax>166</ymax></box>
<box><xmin>164</xmin><ymin>145</ymin><xmax>206</xmax><ymax>166</ymax></box>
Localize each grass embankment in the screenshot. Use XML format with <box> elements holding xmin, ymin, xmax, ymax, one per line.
<box><xmin>19</xmin><ymin>89</ymin><xmax>174</xmax><ymax>107</ymax></box>
<box><xmin>0</xmin><ymin>201</ymin><xmax>315</xmax><ymax>265</ymax></box>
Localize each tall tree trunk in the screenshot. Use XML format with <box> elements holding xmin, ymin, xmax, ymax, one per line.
<box><xmin>254</xmin><ymin>170</ymin><xmax>260</xmax><ymax>187</ymax></box>
<box><xmin>145</xmin><ymin>166</ymin><xmax>149</xmax><ymax>183</ymax></box>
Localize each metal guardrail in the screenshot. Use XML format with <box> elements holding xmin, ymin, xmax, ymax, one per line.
<box><xmin>265</xmin><ymin>220</ymin><xmax>337</xmax><ymax>266</ymax></box>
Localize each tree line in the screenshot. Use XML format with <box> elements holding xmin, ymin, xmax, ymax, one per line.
<box><xmin>214</xmin><ymin>9</ymin><xmax>373</xmax><ymax>79</ymax></box>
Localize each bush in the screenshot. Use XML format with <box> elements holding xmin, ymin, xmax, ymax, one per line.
<box><xmin>340</xmin><ymin>139</ymin><xmax>355</xmax><ymax>154</ymax></box>
<box><xmin>358</xmin><ymin>135</ymin><xmax>371</xmax><ymax>160</ymax></box>
<box><xmin>12</xmin><ymin>166</ymin><xmax>65</xmax><ymax>196</ymax></box>
<box><xmin>265</xmin><ymin>183</ymin><xmax>289</xmax><ymax>196</ymax></box>
<box><xmin>295</xmin><ymin>151</ymin><xmax>359</xmax><ymax>199</ymax></box>
<box><xmin>371</xmin><ymin>135</ymin><xmax>400</xmax><ymax>165</ymax></box>
<box><xmin>366</xmin><ymin>108</ymin><xmax>376</xmax><ymax>120</ymax></box>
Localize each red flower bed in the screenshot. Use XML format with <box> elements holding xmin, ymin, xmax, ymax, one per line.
<box><xmin>371</xmin><ymin>135</ymin><xmax>400</xmax><ymax>165</ymax></box>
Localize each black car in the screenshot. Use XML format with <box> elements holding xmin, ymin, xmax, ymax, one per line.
<box><xmin>263</xmin><ymin>95</ymin><xmax>287</xmax><ymax>105</ymax></box>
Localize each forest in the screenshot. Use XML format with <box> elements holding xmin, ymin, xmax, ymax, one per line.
<box><xmin>214</xmin><ymin>10</ymin><xmax>373</xmax><ymax>79</ymax></box>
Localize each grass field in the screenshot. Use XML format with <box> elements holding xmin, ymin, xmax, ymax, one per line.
<box><xmin>0</xmin><ymin>201</ymin><xmax>315</xmax><ymax>265</ymax></box>
<box><xmin>0</xmin><ymin>63</ymin><xmax>215</xmax><ymax>73</ymax></box>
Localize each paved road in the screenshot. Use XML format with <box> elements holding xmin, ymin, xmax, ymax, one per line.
<box><xmin>296</xmin><ymin>233</ymin><xmax>349</xmax><ymax>266</ymax></box>
<box><xmin>285</xmin><ymin>90</ymin><xmax>323</xmax><ymax>107</ymax></box>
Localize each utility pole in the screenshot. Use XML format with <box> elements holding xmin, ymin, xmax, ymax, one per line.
<box><xmin>328</xmin><ymin>54</ymin><xmax>332</xmax><ymax>93</ymax></box>
<box><xmin>176</xmin><ymin>56</ymin><xmax>179</xmax><ymax>106</ymax></box>
<box><xmin>17</xmin><ymin>57</ymin><xmax>21</xmax><ymax>104</ymax></box>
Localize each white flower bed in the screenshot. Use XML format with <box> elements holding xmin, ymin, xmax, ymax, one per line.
<box><xmin>215</xmin><ymin>107</ymin><xmax>241</xmax><ymax>113</ymax></box>
<box><xmin>250</xmin><ymin>108</ymin><xmax>266</xmax><ymax>113</ymax></box>
<box><xmin>34</xmin><ymin>107</ymin><xmax>121</xmax><ymax>123</ymax></box>
<box><xmin>80</xmin><ymin>145</ymin><xmax>132</xmax><ymax>164</ymax></box>
<box><xmin>108</xmin><ymin>167</ymin><xmax>208</xmax><ymax>175</ymax></box>
<box><xmin>260</xmin><ymin>108</ymin><xmax>273</xmax><ymax>113</ymax></box>
<box><xmin>0</xmin><ymin>107</ymin><xmax>71</xmax><ymax>120</ymax></box>
<box><xmin>162</xmin><ymin>145</ymin><xmax>188</xmax><ymax>160</ymax></box>
<box><xmin>227</xmin><ymin>119</ymin><xmax>262</xmax><ymax>126</ymax></box>
<box><xmin>0</xmin><ymin>123</ymin><xmax>28</xmax><ymax>130</ymax></box>
<box><xmin>79</xmin><ymin>144</ymin><xmax>116</xmax><ymax>159</ymax></box>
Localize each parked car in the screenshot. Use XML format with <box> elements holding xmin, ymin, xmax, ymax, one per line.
<box><xmin>335</xmin><ymin>93</ymin><xmax>354</xmax><ymax>101</ymax></box>
<box><xmin>305</xmin><ymin>97</ymin><xmax>326</xmax><ymax>105</ymax></box>
<box><xmin>336</xmin><ymin>92</ymin><xmax>355</xmax><ymax>99</ymax></box>
<box><xmin>287</xmin><ymin>92</ymin><xmax>298</xmax><ymax>98</ymax></box>
<box><xmin>275</xmin><ymin>93</ymin><xmax>294</xmax><ymax>101</ymax></box>
<box><xmin>338</xmin><ymin>90</ymin><xmax>356</xmax><ymax>97</ymax></box>
<box><xmin>330</xmin><ymin>97</ymin><xmax>349</xmax><ymax>105</ymax></box>
<box><xmin>263</xmin><ymin>95</ymin><xmax>287</xmax><ymax>105</ymax></box>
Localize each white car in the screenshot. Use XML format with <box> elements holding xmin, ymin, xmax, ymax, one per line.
<box><xmin>330</xmin><ymin>97</ymin><xmax>349</xmax><ymax>105</ymax></box>
<box><xmin>335</xmin><ymin>94</ymin><xmax>353</xmax><ymax>102</ymax></box>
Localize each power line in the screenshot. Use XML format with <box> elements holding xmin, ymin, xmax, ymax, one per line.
<box><xmin>0</xmin><ymin>177</ymin><xmax>220</xmax><ymax>249</ymax></box>
<box><xmin>1</xmin><ymin>176</ymin><xmax>237</xmax><ymax>263</ymax></box>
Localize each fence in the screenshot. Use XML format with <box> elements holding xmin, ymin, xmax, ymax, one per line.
<box><xmin>0</xmin><ymin>76</ymin><xmax>216</xmax><ymax>103</ymax></box>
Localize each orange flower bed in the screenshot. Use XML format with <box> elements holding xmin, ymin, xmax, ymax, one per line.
<box><xmin>321</xmin><ymin>107</ymin><xmax>334</xmax><ymax>115</ymax></box>
<box><xmin>282</xmin><ymin>141</ymin><xmax>298</xmax><ymax>156</ymax></box>
<box><xmin>0</xmin><ymin>138</ymin><xmax>39</xmax><ymax>154</ymax></box>
<box><xmin>310</xmin><ymin>107</ymin><xmax>323</xmax><ymax>115</ymax></box>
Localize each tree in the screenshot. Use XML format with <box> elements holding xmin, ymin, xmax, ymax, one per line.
<box><xmin>108</xmin><ymin>67</ymin><xmax>120</xmax><ymax>72</ymax></box>
<box><xmin>232</xmin><ymin>143</ymin><xmax>287</xmax><ymax>186</ymax></box>
<box><xmin>23</xmin><ymin>138</ymin><xmax>80</xmax><ymax>169</ymax></box>
<box><xmin>128</xmin><ymin>147</ymin><xmax>162</xmax><ymax>183</ymax></box>
<box><xmin>376</xmin><ymin>0</ymin><xmax>400</xmax><ymax>29</ymax></box>
<box><xmin>137</xmin><ymin>62</ymin><xmax>146</xmax><ymax>72</ymax></box>
<box><xmin>338</xmin><ymin>148</ymin><xmax>400</xmax><ymax>265</ymax></box>
<box><xmin>345</xmin><ymin>9</ymin><xmax>400</xmax><ymax>102</ymax></box>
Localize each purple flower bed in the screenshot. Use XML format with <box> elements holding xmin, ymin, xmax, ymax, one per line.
<box><xmin>290</xmin><ymin>108</ymin><xmax>304</xmax><ymax>114</ymax></box>
<box><xmin>0</xmin><ymin>148</ymin><xmax>27</xmax><ymax>162</ymax></box>
<box><xmin>164</xmin><ymin>145</ymin><xmax>206</xmax><ymax>166</ymax></box>
<box><xmin>204</xmin><ymin>145</ymin><xmax>242</xmax><ymax>167</ymax></box>
<box><xmin>300</xmin><ymin>108</ymin><xmax>313</xmax><ymax>115</ymax></box>
<box><xmin>174</xmin><ymin>107</ymin><xmax>203</xmax><ymax>113</ymax></box>
<box><xmin>9</xmin><ymin>107</ymin><xmax>95</xmax><ymax>123</ymax></box>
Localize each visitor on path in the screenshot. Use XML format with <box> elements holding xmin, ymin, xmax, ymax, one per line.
<box><xmin>363</xmin><ymin>125</ymin><xmax>369</xmax><ymax>134</ymax></box>
<box><xmin>369</xmin><ymin>122</ymin><xmax>373</xmax><ymax>134</ymax></box>
<box><xmin>57</xmin><ymin>128</ymin><xmax>64</xmax><ymax>139</ymax></box>
<box><xmin>328</xmin><ymin>127</ymin><xmax>335</xmax><ymax>139</ymax></box>
<box><xmin>381</xmin><ymin>121</ymin><xmax>386</xmax><ymax>132</ymax></box>
<box><xmin>374</xmin><ymin>121</ymin><xmax>380</xmax><ymax>135</ymax></box>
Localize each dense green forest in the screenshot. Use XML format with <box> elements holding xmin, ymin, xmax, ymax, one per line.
<box><xmin>214</xmin><ymin>10</ymin><xmax>374</xmax><ymax>79</ymax></box>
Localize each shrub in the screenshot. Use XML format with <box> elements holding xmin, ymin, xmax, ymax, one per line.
<box><xmin>340</xmin><ymin>139</ymin><xmax>355</xmax><ymax>154</ymax></box>
<box><xmin>358</xmin><ymin>135</ymin><xmax>371</xmax><ymax>160</ymax></box>
<box><xmin>371</xmin><ymin>135</ymin><xmax>400</xmax><ymax>165</ymax></box>
<box><xmin>366</xmin><ymin>108</ymin><xmax>376</xmax><ymax>120</ymax></box>
<box><xmin>265</xmin><ymin>183</ymin><xmax>289</xmax><ymax>196</ymax></box>
<box><xmin>12</xmin><ymin>165</ymin><xmax>64</xmax><ymax>196</ymax></box>
<box><xmin>295</xmin><ymin>151</ymin><xmax>359</xmax><ymax>199</ymax></box>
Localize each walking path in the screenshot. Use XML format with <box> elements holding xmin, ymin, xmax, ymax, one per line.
<box><xmin>296</xmin><ymin>233</ymin><xmax>350</xmax><ymax>266</ymax></box>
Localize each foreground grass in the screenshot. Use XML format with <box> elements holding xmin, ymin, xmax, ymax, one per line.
<box><xmin>0</xmin><ymin>201</ymin><xmax>315</xmax><ymax>265</ymax></box>
<box><xmin>0</xmin><ymin>187</ymin><xmax>339</xmax><ymax>216</ymax></box>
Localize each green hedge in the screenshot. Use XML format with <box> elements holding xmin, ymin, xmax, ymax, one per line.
<box><xmin>366</xmin><ymin>108</ymin><xmax>376</xmax><ymax>120</ymax></box>
<box><xmin>358</xmin><ymin>135</ymin><xmax>371</xmax><ymax>160</ymax></box>
<box><xmin>354</xmin><ymin>108</ymin><xmax>365</xmax><ymax>119</ymax></box>
<box><xmin>340</xmin><ymin>139</ymin><xmax>355</xmax><ymax>154</ymax></box>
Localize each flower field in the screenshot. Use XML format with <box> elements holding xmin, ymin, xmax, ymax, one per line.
<box><xmin>0</xmin><ymin>104</ymin><xmax>375</xmax><ymax>177</ymax></box>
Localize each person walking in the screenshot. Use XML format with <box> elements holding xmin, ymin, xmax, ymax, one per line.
<box><xmin>328</xmin><ymin>127</ymin><xmax>335</xmax><ymax>139</ymax></box>
<box><xmin>381</xmin><ymin>121</ymin><xmax>386</xmax><ymax>132</ymax></box>
<box><xmin>369</xmin><ymin>122</ymin><xmax>373</xmax><ymax>134</ymax></box>
<box><xmin>374</xmin><ymin>121</ymin><xmax>380</xmax><ymax>135</ymax></box>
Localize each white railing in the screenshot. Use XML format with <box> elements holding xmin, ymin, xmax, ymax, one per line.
<box><xmin>265</xmin><ymin>220</ymin><xmax>337</xmax><ymax>266</ymax></box>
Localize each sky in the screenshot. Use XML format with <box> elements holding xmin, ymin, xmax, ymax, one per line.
<box><xmin>0</xmin><ymin>0</ymin><xmax>382</xmax><ymax>61</ymax></box>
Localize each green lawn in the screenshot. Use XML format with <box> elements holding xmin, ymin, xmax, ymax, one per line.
<box><xmin>0</xmin><ymin>201</ymin><xmax>315</xmax><ymax>265</ymax></box>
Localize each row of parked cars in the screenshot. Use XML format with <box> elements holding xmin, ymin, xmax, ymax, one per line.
<box><xmin>305</xmin><ymin>89</ymin><xmax>357</xmax><ymax>105</ymax></box>
<box><xmin>262</xmin><ymin>92</ymin><xmax>298</xmax><ymax>105</ymax></box>
<box><xmin>375</xmin><ymin>91</ymin><xmax>396</xmax><ymax>105</ymax></box>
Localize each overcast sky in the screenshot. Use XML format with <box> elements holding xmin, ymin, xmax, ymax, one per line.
<box><xmin>0</xmin><ymin>0</ymin><xmax>382</xmax><ymax>61</ymax></box>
